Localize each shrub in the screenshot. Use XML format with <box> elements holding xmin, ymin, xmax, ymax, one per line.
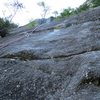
<box><xmin>0</xmin><ymin>18</ymin><xmax>18</xmax><ymax>38</ymax></box>
<box><xmin>26</xmin><ymin>20</ymin><xmax>38</xmax><ymax>29</ymax></box>
<box><xmin>0</xmin><ymin>28</ymin><xmax>8</xmax><ymax>38</ymax></box>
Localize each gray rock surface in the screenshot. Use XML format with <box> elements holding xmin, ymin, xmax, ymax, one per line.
<box><xmin>0</xmin><ymin>7</ymin><xmax>100</xmax><ymax>100</ymax></box>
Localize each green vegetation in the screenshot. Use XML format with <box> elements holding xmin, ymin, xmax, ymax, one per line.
<box><xmin>0</xmin><ymin>0</ymin><xmax>24</xmax><ymax>37</ymax></box>
<box><xmin>0</xmin><ymin>18</ymin><xmax>18</xmax><ymax>37</ymax></box>
<box><xmin>86</xmin><ymin>0</ymin><xmax>100</xmax><ymax>8</ymax></box>
<box><xmin>26</xmin><ymin>20</ymin><xmax>38</xmax><ymax>29</ymax></box>
<box><xmin>55</xmin><ymin>0</ymin><xmax>100</xmax><ymax>21</ymax></box>
<box><xmin>18</xmin><ymin>0</ymin><xmax>100</xmax><ymax>31</ymax></box>
<box><xmin>0</xmin><ymin>18</ymin><xmax>18</xmax><ymax>29</ymax></box>
<box><xmin>60</xmin><ymin>8</ymin><xmax>75</xmax><ymax>18</ymax></box>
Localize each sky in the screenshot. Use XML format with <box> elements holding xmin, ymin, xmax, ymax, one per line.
<box><xmin>0</xmin><ymin>0</ymin><xmax>86</xmax><ymax>26</ymax></box>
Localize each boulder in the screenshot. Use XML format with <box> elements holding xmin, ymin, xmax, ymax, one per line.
<box><xmin>0</xmin><ymin>7</ymin><xmax>100</xmax><ymax>100</ymax></box>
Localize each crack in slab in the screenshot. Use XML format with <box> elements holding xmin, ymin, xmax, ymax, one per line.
<box><xmin>0</xmin><ymin>48</ymin><xmax>100</xmax><ymax>61</ymax></box>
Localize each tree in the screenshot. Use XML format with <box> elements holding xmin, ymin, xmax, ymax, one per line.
<box><xmin>0</xmin><ymin>0</ymin><xmax>24</xmax><ymax>37</ymax></box>
<box><xmin>60</xmin><ymin>8</ymin><xmax>75</xmax><ymax>18</ymax></box>
<box><xmin>86</xmin><ymin>0</ymin><xmax>100</xmax><ymax>7</ymax></box>
<box><xmin>53</xmin><ymin>11</ymin><xmax>58</xmax><ymax>18</ymax></box>
<box><xmin>76</xmin><ymin>0</ymin><xmax>100</xmax><ymax>13</ymax></box>
<box><xmin>4</xmin><ymin>0</ymin><xmax>24</xmax><ymax>22</ymax></box>
<box><xmin>76</xmin><ymin>3</ymin><xmax>90</xmax><ymax>13</ymax></box>
<box><xmin>37</xmin><ymin>1</ymin><xmax>50</xmax><ymax>19</ymax></box>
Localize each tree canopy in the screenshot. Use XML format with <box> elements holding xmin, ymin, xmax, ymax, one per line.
<box><xmin>55</xmin><ymin>0</ymin><xmax>100</xmax><ymax>20</ymax></box>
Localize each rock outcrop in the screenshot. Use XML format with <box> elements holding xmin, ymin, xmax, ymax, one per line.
<box><xmin>0</xmin><ymin>7</ymin><xmax>100</xmax><ymax>100</ymax></box>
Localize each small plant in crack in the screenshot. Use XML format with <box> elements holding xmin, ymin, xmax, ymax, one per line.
<box><xmin>1</xmin><ymin>51</ymin><xmax>40</xmax><ymax>61</ymax></box>
<box><xmin>81</xmin><ymin>76</ymin><xmax>100</xmax><ymax>86</ymax></box>
<box><xmin>76</xmin><ymin>73</ymin><xmax>100</xmax><ymax>91</ymax></box>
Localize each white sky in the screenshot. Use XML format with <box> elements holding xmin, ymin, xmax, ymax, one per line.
<box><xmin>0</xmin><ymin>0</ymin><xmax>86</xmax><ymax>26</ymax></box>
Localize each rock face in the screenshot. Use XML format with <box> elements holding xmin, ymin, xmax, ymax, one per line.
<box><xmin>0</xmin><ymin>7</ymin><xmax>100</xmax><ymax>100</ymax></box>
